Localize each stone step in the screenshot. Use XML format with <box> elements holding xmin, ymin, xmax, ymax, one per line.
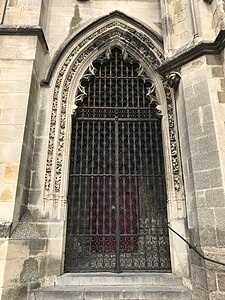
<box><xmin>30</xmin><ymin>285</ymin><xmax>191</xmax><ymax>300</ymax></box>
<box><xmin>56</xmin><ymin>272</ymin><xmax>183</xmax><ymax>287</ymax></box>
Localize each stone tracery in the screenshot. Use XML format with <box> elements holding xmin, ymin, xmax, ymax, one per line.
<box><xmin>44</xmin><ymin>15</ymin><xmax>181</xmax><ymax>196</ymax></box>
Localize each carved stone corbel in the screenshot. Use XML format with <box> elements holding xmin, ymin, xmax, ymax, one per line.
<box><xmin>167</xmin><ymin>72</ymin><xmax>181</xmax><ymax>88</ymax></box>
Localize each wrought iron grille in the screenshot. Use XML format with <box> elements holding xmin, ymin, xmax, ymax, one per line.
<box><xmin>65</xmin><ymin>47</ymin><xmax>171</xmax><ymax>273</ymax></box>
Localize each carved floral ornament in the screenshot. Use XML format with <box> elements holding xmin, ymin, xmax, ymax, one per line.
<box><xmin>44</xmin><ymin>18</ymin><xmax>181</xmax><ymax>196</ymax></box>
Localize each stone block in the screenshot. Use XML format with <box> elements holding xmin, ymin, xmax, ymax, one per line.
<box><xmin>206</xmin><ymin>55</ymin><xmax>223</xmax><ymax>65</ymax></box>
<box><xmin>31</xmin><ymin>172</ymin><xmax>43</xmax><ymax>190</ymax></box>
<box><xmin>212</xmin><ymin>67</ymin><xmax>224</xmax><ymax>77</ymax></box>
<box><xmin>216</xmin><ymin>228</ymin><xmax>225</xmax><ymax>246</ymax></box>
<box><xmin>199</xmin><ymin>226</ymin><xmax>217</xmax><ymax>247</ymax></box>
<box><xmin>188</xmin><ymin>121</ymin><xmax>215</xmax><ymax>140</ymax></box>
<box><xmin>6</xmin><ymin>240</ymin><xmax>29</xmax><ymax>260</ymax></box>
<box><xmin>0</xmin><ymin>94</ymin><xmax>29</xmax><ymax>109</ymax></box>
<box><xmin>193</xmin><ymin>171</ymin><xmax>210</xmax><ymax>190</ymax></box>
<box><xmin>209</xmin><ymin>292</ymin><xmax>225</xmax><ymax>300</ymax></box>
<box><xmin>15</xmin><ymin>80</ymin><xmax>31</xmax><ymax>93</ymax></box>
<box><xmin>28</xmin><ymin>190</ymin><xmax>43</xmax><ymax>205</ymax></box>
<box><xmin>192</xmin><ymin>151</ymin><xmax>220</xmax><ymax>172</ymax></box>
<box><xmin>207</xmin><ymin>271</ymin><xmax>217</xmax><ymax>293</ymax></box>
<box><xmin>191</xmin><ymin>265</ymin><xmax>208</xmax><ymax>289</ymax></box>
<box><xmin>215</xmin><ymin>208</ymin><xmax>225</xmax><ymax>227</ymax></box>
<box><xmin>3</xmin><ymin>163</ymin><xmax>19</xmax><ymax>184</ymax></box>
<box><xmin>218</xmin><ymin>274</ymin><xmax>225</xmax><ymax>290</ymax></box>
<box><xmin>197</xmin><ymin>208</ymin><xmax>216</xmax><ymax>227</ymax></box>
<box><xmin>0</xmin><ymin>201</ymin><xmax>15</xmax><ymax>222</ymax></box>
<box><xmin>0</xmin><ymin>125</ymin><xmax>24</xmax><ymax>143</ymax></box>
<box><xmin>0</xmin><ymin>81</ymin><xmax>16</xmax><ymax>93</ymax></box>
<box><xmin>0</xmin><ymin>109</ymin><xmax>14</xmax><ymax>124</ymax></box>
<box><xmin>0</xmin><ymin>143</ymin><xmax>22</xmax><ymax>163</ymax></box>
<box><xmin>198</xmin><ymin>135</ymin><xmax>218</xmax><ymax>154</ymax></box>
<box><xmin>0</xmin><ymin>185</ymin><xmax>15</xmax><ymax>201</ymax></box>
<box><xmin>0</xmin><ymin>241</ymin><xmax>8</xmax><ymax>260</ymax></box>
<box><xmin>218</xmin><ymin>91</ymin><xmax>225</xmax><ymax>103</ymax></box>
<box><xmin>205</xmin><ymin>188</ymin><xmax>225</xmax><ymax>207</ymax></box>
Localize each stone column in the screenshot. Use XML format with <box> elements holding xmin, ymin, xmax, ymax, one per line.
<box><xmin>0</xmin><ymin>0</ymin><xmax>49</xmax><ymax>299</ymax></box>
<box><xmin>177</xmin><ymin>55</ymin><xmax>225</xmax><ymax>299</ymax></box>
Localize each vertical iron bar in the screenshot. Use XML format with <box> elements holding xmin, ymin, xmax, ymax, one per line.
<box><xmin>131</xmin><ymin>65</ymin><xmax>134</xmax><ymax>107</ymax></box>
<box><xmin>96</xmin><ymin>121</ymin><xmax>101</xmax><ymax>235</ymax></box>
<box><xmin>133</xmin><ymin>122</ymin><xmax>140</xmax><ymax>235</ymax></box>
<box><xmin>90</xmin><ymin>121</ymin><xmax>95</xmax><ymax>236</ymax></box>
<box><xmin>77</xmin><ymin>121</ymin><xmax>84</xmax><ymax>234</ymax></box>
<box><xmin>115</xmin><ymin>118</ymin><xmax>121</xmax><ymax>272</ymax></box>
<box><xmin>69</xmin><ymin>121</ymin><xmax>79</xmax><ymax>233</ymax></box>
<box><xmin>154</xmin><ymin>121</ymin><xmax>161</xmax><ymax>267</ymax></box>
<box><xmin>109</xmin><ymin>122</ymin><xmax>112</xmax><ymax>235</ymax></box>
<box><xmin>83</xmin><ymin>121</ymin><xmax>90</xmax><ymax>234</ymax></box>
<box><xmin>126</xmin><ymin>64</ymin><xmax>129</xmax><ymax>107</ymax></box>
<box><xmin>122</xmin><ymin>122</ymin><xmax>127</xmax><ymax>236</ymax></box>
<box><xmin>103</xmin><ymin>120</ymin><xmax>106</xmax><ymax>267</ymax></box>
<box><xmin>127</xmin><ymin>121</ymin><xmax>134</xmax><ymax>267</ymax></box>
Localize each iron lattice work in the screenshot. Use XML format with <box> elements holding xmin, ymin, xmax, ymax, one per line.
<box><xmin>65</xmin><ymin>47</ymin><xmax>171</xmax><ymax>272</ymax></box>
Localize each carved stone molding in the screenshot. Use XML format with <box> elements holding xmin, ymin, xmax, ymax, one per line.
<box><xmin>44</xmin><ymin>19</ymin><xmax>180</xmax><ymax>194</ymax></box>
<box><xmin>0</xmin><ymin>222</ymin><xmax>12</xmax><ymax>238</ymax></box>
<box><xmin>163</xmin><ymin>79</ymin><xmax>180</xmax><ymax>192</ymax></box>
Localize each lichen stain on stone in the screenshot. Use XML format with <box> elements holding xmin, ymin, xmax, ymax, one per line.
<box><xmin>4</xmin><ymin>163</ymin><xmax>18</xmax><ymax>181</ymax></box>
<box><xmin>191</xmin><ymin>59</ymin><xmax>205</xmax><ymax>68</ymax></box>
<box><xmin>70</xmin><ymin>5</ymin><xmax>82</xmax><ymax>34</ymax></box>
<box><xmin>0</xmin><ymin>189</ymin><xmax>12</xmax><ymax>200</ymax></box>
<box><xmin>8</xmin><ymin>0</ymin><xmax>18</xmax><ymax>6</ymax></box>
<box><xmin>2</xmin><ymin>285</ymin><xmax>28</xmax><ymax>300</ymax></box>
<box><xmin>20</xmin><ymin>258</ymin><xmax>39</xmax><ymax>283</ymax></box>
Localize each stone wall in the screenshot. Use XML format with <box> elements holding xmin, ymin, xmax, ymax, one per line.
<box><xmin>1</xmin><ymin>0</ymin><xmax>225</xmax><ymax>299</ymax></box>
<box><xmin>0</xmin><ymin>0</ymin><xmax>50</xmax><ymax>298</ymax></box>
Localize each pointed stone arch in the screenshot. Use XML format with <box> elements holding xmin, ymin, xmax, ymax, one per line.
<box><xmin>42</xmin><ymin>11</ymin><xmax>189</xmax><ymax>278</ymax></box>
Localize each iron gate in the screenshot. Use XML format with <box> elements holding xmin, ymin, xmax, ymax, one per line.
<box><xmin>64</xmin><ymin>47</ymin><xmax>171</xmax><ymax>272</ymax></box>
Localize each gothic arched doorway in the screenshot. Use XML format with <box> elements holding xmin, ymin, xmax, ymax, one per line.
<box><xmin>64</xmin><ymin>47</ymin><xmax>171</xmax><ymax>273</ymax></box>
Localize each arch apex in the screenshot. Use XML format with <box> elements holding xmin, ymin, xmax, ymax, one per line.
<box><xmin>41</xmin><ymin>10</ymin><xmax>164</xmax><ymax>86</ymax></box>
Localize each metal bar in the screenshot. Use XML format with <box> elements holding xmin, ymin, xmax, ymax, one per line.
<box><xmin>115</xmin><ymin>118</ymin><xmax>121</xmax><ymax>272</ymax></box>
<box><xmin>83</xmin><ymin>121</ymin><xmax>90</xmax><ymax>234</ymax></box>
<box><xmin>153</xmin><ymin>121</ymin><xmax>161</xmax><ymax>267</ymax></box>
<box><xmin>69</xmin><ymin>174</ymin><xmax>166</xmax><ymax>177</ymax></box>
<box><xmin>102</xmin><ymin>120</ymin><xmax>106</xmax><ymax>266</ymax></box>
<box><xmin>75</xmin><ymin>118</ymin><xmax>159</xmax><ymax>122</ymax></box>
<box><xmin>133</xmin><ymin>122</ymin><xmax>140</xmax><ymax>233</ymax></box>
<box><xmin>96</xmin><ymin>121</ymin><xmax>101</xmax><ymax>235</ymax></box>
<box><xmin>109</xmin><ymin>122</ymin><xmax>112</xmax><ymax>235</ymax></box>
<box><xmin>122</xmin><ymin>122</ymin><xmax>127</xmax><ymax>235</ymax></box>
<box><xmin>77</xmin><ymin>121</ymin><xmax>85</xmax><ymax>234</ymax></box>
<box><xmin>66</xmin><ymin>47</ymin><xmax>171</xmax><ymax>272</ymax></box>
<box><xmin>90</xmin><ymin>121</ymin><xmax>95</xmax><ymax>236</ymax></box>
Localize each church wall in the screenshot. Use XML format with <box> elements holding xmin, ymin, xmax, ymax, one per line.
<box><xmin>1</xmin><ymin>0</ymin><xmax>225</xmax><ymax>299</ymax></box>
<box><xmin>46</xmin><ymin>0</ymin><xmax>161</xmax><ymax>61</ymax></box>
<box><xmin>0</xmin><ymin>0</ymin><xmax>51</xmax><ymax>299</ymax></box>
<box><xmin>176</xmin><ymin>54</ymin><xmax>225</xmax><ymax>299</ymax></box>
<box><xmin>160</xmin><ymin>0</ymin><xmax>225</xmax><ymax>298</ymax></box>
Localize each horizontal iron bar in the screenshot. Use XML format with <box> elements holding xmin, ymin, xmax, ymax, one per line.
<box><xmin>74</xmin><ymin>118</ymin><xmax>159</xmax><ymax>122</ymax></box>
<box><xmin>69</xmin><ymin>174</ymin><xmax>165</xmax><ymax>177</ymax></box>
<box><xmin>67</xmin><ymin>233</ymin><xmax>167</xmax><ymax>237</ymax></box>
<box><xmin>77</xmin><ymin>107</ymin><xmax>154</xmax><ymax>110</ymax></box>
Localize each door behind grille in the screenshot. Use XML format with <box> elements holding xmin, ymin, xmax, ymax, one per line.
<box><xmin>64</xmin><ymin>47</ymin><xmax>171</xmax><ymax>273</ymax></box>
